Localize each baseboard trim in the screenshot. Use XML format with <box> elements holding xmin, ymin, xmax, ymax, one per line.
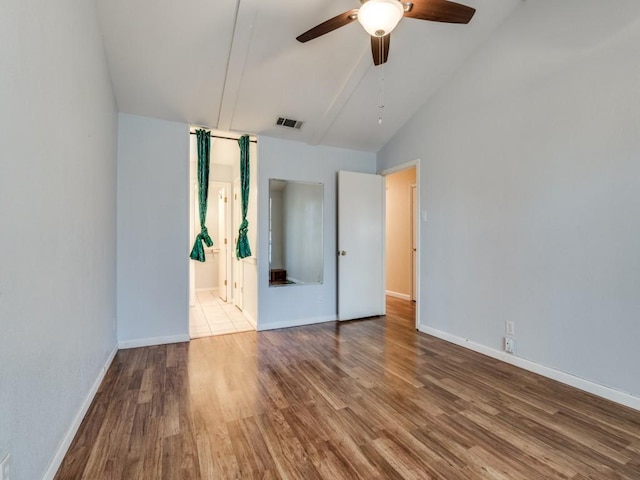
<box><xmin>420</xmin><ymin>325</ymin><xmax>640</xmax><ymax>412</ymax></box>
<box><xmin>43</xmin><ymin>344</ymin><xmax>118</xmax><ymax>480</ymax></box>
<box><xmin>118</xmin><ymin>333</ymin><xmax>190</xmax><ymax>349</ymax></box>
<box><xmin>385</xmin><ymin>290</ymin><xmax>411</xmax><ymax>301</ymax></box>
<box><xmin>258</xmin><ymin>315</ymin><xmax>336</xmax><ymax>331</ymax></box>
<box><xmin>243</xmin><ymin>310</ymin><xmax>257</xmax><ymax>329</ymax></box>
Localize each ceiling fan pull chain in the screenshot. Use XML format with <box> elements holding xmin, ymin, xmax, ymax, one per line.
<box><xmin>378</xmin><ymin>42</ymin><xmax>385</xmax><ymax>125</ymax></box>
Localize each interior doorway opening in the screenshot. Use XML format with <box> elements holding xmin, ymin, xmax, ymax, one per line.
<box><xmin>188</xmin><ymin>131</ymin><xmax>258</xmax><ymax>338</ymax></box>
<box><xmin>381</xmin><ymin>161</ymin><xmax>420</xmax><ymax>329</ymax></box>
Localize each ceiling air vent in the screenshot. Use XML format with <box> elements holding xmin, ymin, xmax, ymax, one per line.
<box><xmin>276</xmin><ymin>117</ymin><xmax>304</xmax><ymax>130</ymax></box>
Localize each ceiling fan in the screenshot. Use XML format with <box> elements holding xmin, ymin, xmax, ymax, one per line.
<box><xmin>296</xmin><ymin>0</ymin><xmax>476</xmax><ymax>66</ymax></box>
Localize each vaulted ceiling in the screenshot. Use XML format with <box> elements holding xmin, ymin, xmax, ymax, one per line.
<box><xmin>97</xmin><ymin>0</ymin><xmax>521</xmax><ymax>152</ymax></box>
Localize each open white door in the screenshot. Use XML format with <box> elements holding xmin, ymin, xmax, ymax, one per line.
<box><xmin>217</xmin><ymin>187</ymin><xmax>228</xmax><ymax>302</ymax></box>
<box><xmin>338</xmin><ymin>170</ymin><xmax>385</xmax><ymax>321</ymax></box>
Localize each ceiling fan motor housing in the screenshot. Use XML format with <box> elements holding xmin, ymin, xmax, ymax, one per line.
<box><xmin>358</xmin><ymin>0</ymin><xmax>405</xmax><ymax>37</ymax></box>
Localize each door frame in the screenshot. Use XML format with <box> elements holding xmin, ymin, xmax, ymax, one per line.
<box><xmin>217</xmin><ymin>183</ymin><xmax>232</xmax><ymax>302</ymax></box>
<box><xmin>232</xmin><ymin>179</ymin><xmax>243</xmax><ymax>311</ymax></box>
<box><xmin>379</xmin><ymin>159</ymin><xmax>421</xmax><ymax>330</ymax></box>
<box><xmin>411</xmin><ymin>183</ymin><xmax>417</xmax><ymax>302</ymax></box>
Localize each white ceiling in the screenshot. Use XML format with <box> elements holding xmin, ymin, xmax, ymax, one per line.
<box><xmin>98</xmin><ymin>0</ymin><xmax>521</xmax><ymax>152</ymax></box>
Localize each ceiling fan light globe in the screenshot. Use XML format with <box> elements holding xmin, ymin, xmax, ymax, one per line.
<box><xmin>358</xmin><ymin>0</ymin><xmax>404</xmax><ymax>37</ymax></box>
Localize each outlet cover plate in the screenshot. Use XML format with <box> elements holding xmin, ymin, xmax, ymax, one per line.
<box><xmin>505</xmin><ymin>337</ymin><xmax>515</xmax><ymax>354</ymax></box>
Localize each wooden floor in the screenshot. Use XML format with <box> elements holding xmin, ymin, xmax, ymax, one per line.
<box><xmin>56</xmin><ymin>297</ymin><xmax>640</xmax><ymax>479</ymax></box>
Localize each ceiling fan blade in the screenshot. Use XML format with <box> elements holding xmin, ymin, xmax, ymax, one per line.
<box><xmin>404</xmin><ymin>0</ymin><xmax>475</xmax><ymax>24</ymax></box>
<box><xmin>371</xmin><ymin>34</ymin><xmax>390</xmax><ymax>66</ymax></box>
<box><xmin>296</xmin><ymin>9</ymin><xmax>359</xmax><ymax>43</ymax></box>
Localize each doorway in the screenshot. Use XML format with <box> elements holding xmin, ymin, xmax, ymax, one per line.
<box><xmin>187</xmin><ymin>131</ymin><xmax>258</xmax><ymax>338</ymax></box>
<box><xmin>381</xmin><ymin>161</ymin><xmax>420</xmax><ymax>329</ymax></box>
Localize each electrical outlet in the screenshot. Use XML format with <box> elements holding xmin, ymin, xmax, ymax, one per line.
<box><xmin>1</xmin><ymin>453</ymin><xmax>11</xmax><ymax>480</ymax></box>
<box><xmin>505</xmin><ymin>321</ymin><xmax>515</xmax><ymax>336</ymax></box>
<box><xmin>504</xmin><ymin>337</ymin><xmax>515</xmax><ymax>354</ymax></box>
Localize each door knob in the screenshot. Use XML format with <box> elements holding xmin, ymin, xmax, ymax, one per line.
<box><xmin>338</xmin><ymin>250</ymin><xmax>347</xmax><ymax>256</ymax></box>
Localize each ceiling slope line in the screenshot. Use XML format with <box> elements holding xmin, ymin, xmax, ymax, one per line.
<box><xmin>217</xmin><ymin>0</ymin><xmax>261</xmax><ymax>131</ymax></box>
<box><xmin>308</xmin><ymin>44</ymin><xmax>372</xmax><ymax>146</ymax></box>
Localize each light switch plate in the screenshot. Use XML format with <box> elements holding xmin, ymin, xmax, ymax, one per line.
<box><xmin>506</xmin><ymin>321</ymin><xmax>515</xmax><ymax>336</ymax></box>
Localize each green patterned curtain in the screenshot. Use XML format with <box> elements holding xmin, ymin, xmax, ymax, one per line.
<box><xmin>236</xmin><ymin>135</ymin><xmax>252</xmax><ymax>259</ymax></box>
<box><xmin>189</xmin><ymin>129</ymin><xmax>213</xmax><ymax>262</ymax></box>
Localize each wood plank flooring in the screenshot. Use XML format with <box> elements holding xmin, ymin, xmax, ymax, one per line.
<box><xmin>56</xmin><ymin>297</ymin><xmax>640</xmax><ymax>479</ymax></box>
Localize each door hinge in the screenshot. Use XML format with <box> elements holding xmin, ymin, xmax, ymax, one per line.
<box><xmin>234</xmin><ymin>282</ymin><xmax>237</xmax><ymax>288</ymax></box>
<box><xmin>224</xmin><ymin>196</ymin><xmax>228</xmax><ymax>203</ymax></box>
<box><xmin>234</xmin><ymin>193</ymin><xmax>238</xmax><ymax>200</ymax></box>
<box><xmin>224</xmin><ymin>280</ymin><xmax>227</xmax><ymax>286</ymax></box>
<box><xmin>224</xmin><ymin>238</ymin><xmax>227</xmax><ymax>245</ymax></box>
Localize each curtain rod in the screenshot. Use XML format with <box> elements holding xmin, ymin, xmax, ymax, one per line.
<box><xmin>189</xmin><ymin>131</ymin><xmax>257</xmax><ymax>143</ymax></box>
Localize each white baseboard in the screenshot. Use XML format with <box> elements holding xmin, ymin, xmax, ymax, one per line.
<box><xmin>386</xmin><ymin>290</ymin><xmax>411</xmax><ymax>301</ymax></box>
<box><xmin>420</xmin><ymin>325</ymin><xmax>640</xmax><ymax>412</ymax></box>
<box><xmin>43</xmin><ymin>344</ymin><xmax>118</xmax><ymax>480</ymax></box>
<box><xmin>196</xmin><ymin>287</ymin><xmax>218</xmax><ymax>293</ymax></box>
<box><xmin>243</xmin><ymin>310</ymin><xmax>257</xmax><ymax>329</ymax></box>
<box><xmin>258</xmin><ymin>315</ymin><xmax>337</xmax><ymax>331</ymax></box>
<box><xmin>118</xmin><ymin>333</ymin><xmax>190</xmax><ymax>349</ymax></box>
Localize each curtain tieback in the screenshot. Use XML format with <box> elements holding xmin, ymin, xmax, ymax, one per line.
<box><xmin>199</xmin><ymin>226</ymin><xmax>213</xmax><ymax>247</ymax></box>
<box><xmin>190</xmin><ymin>227</ymin><xmax>213</xmax><ymax>262</ymax></box>
<box><xmin>238</xmin><ymin>219</ymin><xmax>249</xmax><ymax>236</ymax></box>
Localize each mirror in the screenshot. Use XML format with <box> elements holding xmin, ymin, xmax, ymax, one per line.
<box><xmin>269</xmin><ymin>179</ymin><xmax>323</xmax><ymax>286</ymax></box>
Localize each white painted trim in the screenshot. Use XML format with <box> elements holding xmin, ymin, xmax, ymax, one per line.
<box><xmin>242</xmin><ymin>309</ymin><xmax>257</xmax><ymax>329</ymax></box>
<box><xmin>385</xmin><ymin>290</ymin><xmax>411</xmax><ymax>301</ymax></box>
<box><xmin>42</xmin><ymin>345</ymin><xmax>118</xmax><ymax>480</ymax></box>
<box><xmin>118</xmin><ymin>333</ymin><xmax>190</xmax><ymax>350</ymax></box>
<box><xmin>258</xmin><ymin>315</ymin><xmax>337</xmax><ymax>331</ymax></box>
<box><xmin>196</xmin><ymin>287</ymin><xmax>218</xmax><ymax>293</ymax></box>
<box><xmin>380</xmin><ymin>159</ymin><xmax>419</xmax><ymax>176</ymax></box>
<box><xmin>420</xmin><ymin>325</ymin><xmax>640</xmax><ymax>412</ymax></box>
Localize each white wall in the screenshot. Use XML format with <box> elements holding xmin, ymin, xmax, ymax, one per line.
<box><xmin>378</xmin><ymin>0</ymin><xmax>640</xmax><ymax>401</ymax></box>
<box><xmin>258</xmin><ymin>136</ymin><xmax>376</xmax><ymax>329</ymax></box>
<box><xmin>117</xmin><ymin>114</ymin><xmax>190</xmax><ymax>347</ymax></box>
<box><xmin>0</xmin><ymin>1</ymin><xmax>118</xmax><ymax>479</ymax></box>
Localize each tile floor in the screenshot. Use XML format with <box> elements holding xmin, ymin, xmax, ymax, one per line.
<box><xmin>190</xmin><ymin>289</ymin><xmax>255</xmax><ymax>338</ymax></box>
